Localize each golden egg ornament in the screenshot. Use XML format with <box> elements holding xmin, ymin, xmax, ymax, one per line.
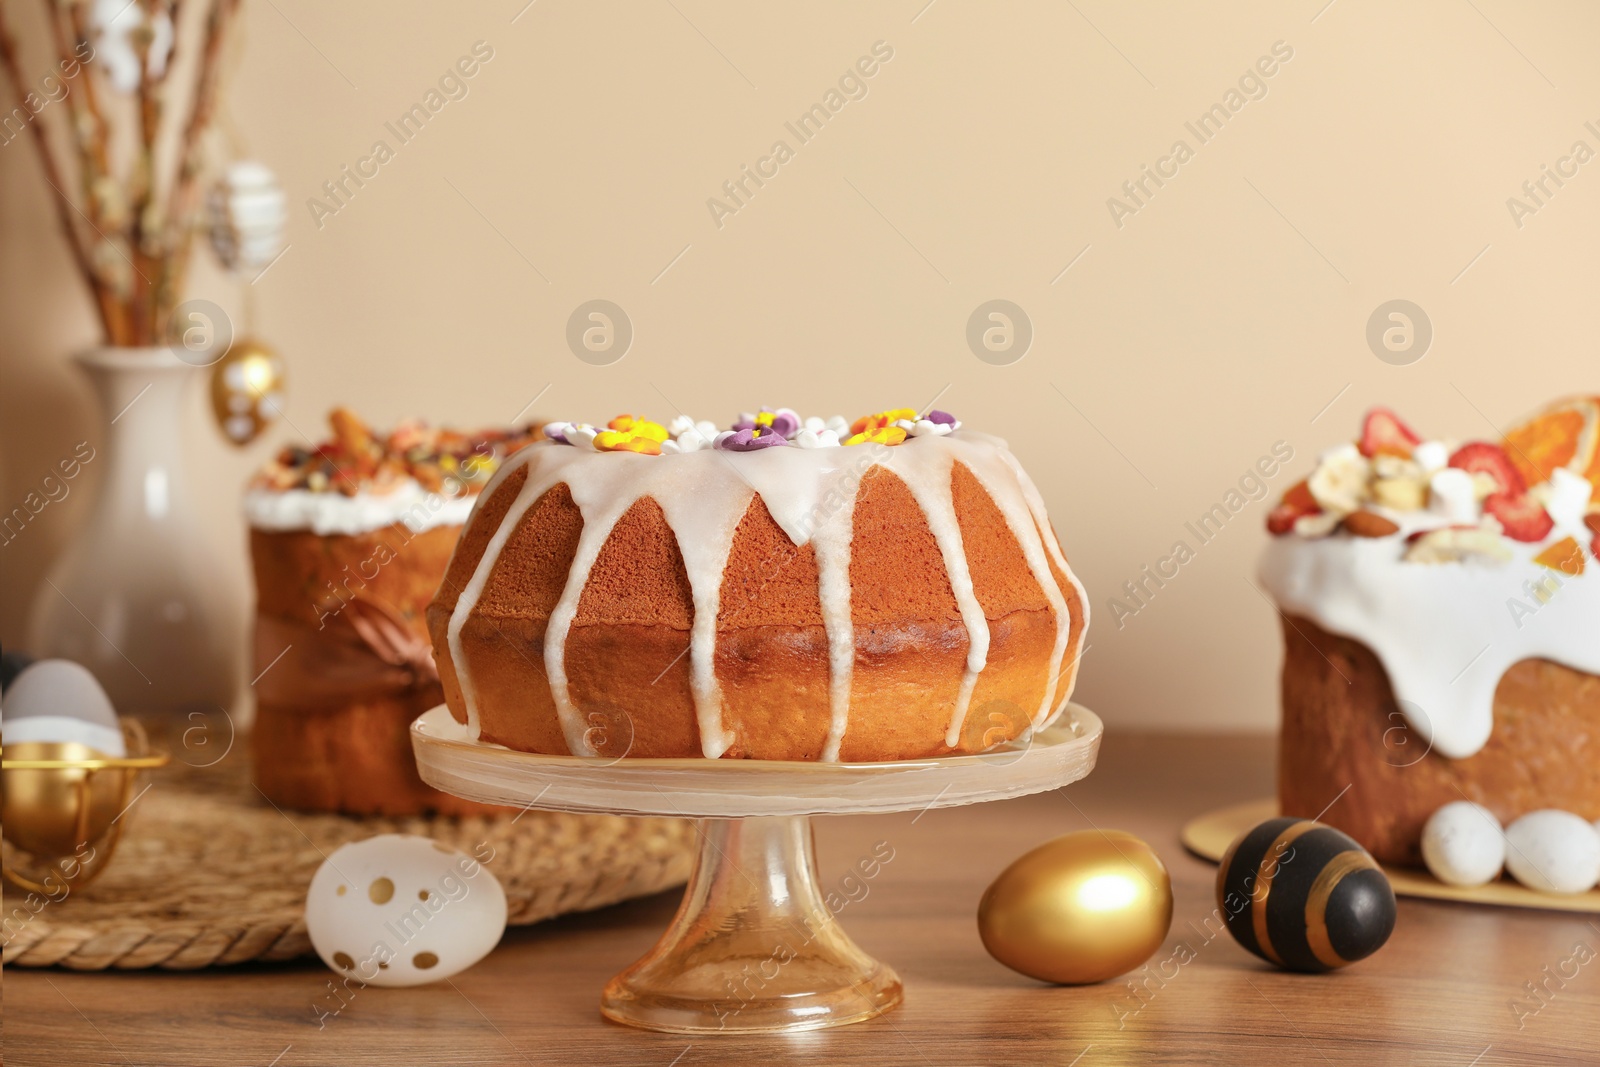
<box><xmin>209</xmin><ymin>336</ymin><xmax>286</xmax><ymax>446</ymax></box>
<box><xmin>978</xmin><ymin>830</ymin><xmax>1173</xmax><ymax>985</ymax></box>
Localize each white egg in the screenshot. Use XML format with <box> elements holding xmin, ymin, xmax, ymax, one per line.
<box><xmin>1504</xmin><ymin>811</ymin><xmax>1600</xmax><ymax>895</ymax></box>
<box><xmin>1420</xmin><ymin>802</ymin><xmax>1505</xmax><ymax>887</ymax></box>
<box><xmin>1</xmin><ymin>660</ymin><xmax>126</xmax><ymax>756</ymax></box>
<box><xmin>305</xmin><ymin>834</ymin><xmax>507</xmax><ymax>988</ymax></box>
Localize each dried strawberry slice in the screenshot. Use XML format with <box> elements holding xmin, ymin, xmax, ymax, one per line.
<box><xmin>1484</xmin><ymin>491</ymin><xmax>1554</xmax><ymax>542</ymax></box>
<box><xmin>1267</xmin><ymin>479</ymin><xmax>1320</xmax><ymax>535</ymax></box>
<box><xmin>1448</xmin><ymin>442</ymin><xmax>1527</xmax><ymax>496</ymax></box>
<box><xmin>1359</xmin><ymin>407</ymin><xmax>1422</xmax><ymax>458</ymax></box>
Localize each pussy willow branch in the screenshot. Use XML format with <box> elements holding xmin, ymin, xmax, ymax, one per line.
<box><xmin>3</xmin><ymin>0</ymin><xmax>241</xmax><ymax>346</ymax></box>
<box><xmin>0</xmin><ymin>2</ymin><xmax>117</xmax><ymax>339</ymax></box>
<box><xmin>161</xmin><ymin>0</ymin><xmax>238</xmax><ymax>327</ymax></box>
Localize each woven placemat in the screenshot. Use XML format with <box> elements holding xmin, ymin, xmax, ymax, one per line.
<box><xmin>2</xmin><ymin>739</ymin><xmax>696</xmax><ymax>971</ymax></box>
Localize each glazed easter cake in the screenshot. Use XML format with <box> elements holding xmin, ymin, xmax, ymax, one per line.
<box><xmin>248</xmin><ymin>408</ymin><xmax>541</xmax><ymax>815</ymax></box>
<box><xmin>427</xmin><ymin>408</ymin><xmax>1089</xmax><ymax>762</ymax></box>
<box><xmin>1261</xmin><ymin>397</ymin><xmax>1600</xmax><ymax>866</ymax></box>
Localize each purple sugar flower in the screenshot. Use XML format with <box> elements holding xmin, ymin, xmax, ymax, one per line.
<box><xmin>768</xmin><ymin>410</ymin><xmax>800</xmax><ymax>438</ymax></box>
<box><xmin>926</xmin><ymin>410</ymin><xmax>958</xmax><ymax>427</ymax></box>
<box><xmin>719</xmin><ymin>428</ymin><xmax>788</xmax><ymax>451</ymax></box>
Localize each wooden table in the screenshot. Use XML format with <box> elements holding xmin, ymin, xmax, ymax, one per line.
<box><xmin>6</xmin><ymin>733</ymin><xmax>1597</xmax><ymax>1066</ymax></box>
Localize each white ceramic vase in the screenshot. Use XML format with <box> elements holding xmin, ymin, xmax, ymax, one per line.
<box><xmin>27</xmin><ymin>347</ymin><xmax>241</xmax><ymax>723</ymax></box>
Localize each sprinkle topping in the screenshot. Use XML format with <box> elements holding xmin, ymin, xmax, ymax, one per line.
<box><xmin>252</xmin><ymin>407</ymin><xmax>540</xmax><ymax>496</ymax></box>
<box><xmin>542</xmin><ymin>407</ymin><xmax>961</xmax><ymax>455</ymax></box>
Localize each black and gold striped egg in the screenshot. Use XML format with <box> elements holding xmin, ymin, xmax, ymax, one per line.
<box><xmin>1216</xmin><ymin>817</ymin><xmax>1395</xmax><ymax>973</ymax></box>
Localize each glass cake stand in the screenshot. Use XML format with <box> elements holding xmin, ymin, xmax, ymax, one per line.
<box><xmin>411</xmin><ymin>704</ymin><xmax>1103</xmax><ymax>1034</ymax></box>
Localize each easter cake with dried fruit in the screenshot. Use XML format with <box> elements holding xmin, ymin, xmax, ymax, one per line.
<box><xmin>1260</xmin><ymin>397</ymin><xmax>1600</xmax><ymax>866</ymax></box>
<box><xmin>247</xmin><ymin>408</ymin><xmax>541</xmax><ymax>815</ymax></box>
<box><xmin>427</xmin><ymin>408</ymin><xmax>1089</xmax><ymax>762</ymax></box>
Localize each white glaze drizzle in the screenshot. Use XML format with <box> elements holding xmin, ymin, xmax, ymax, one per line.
<box><xmin>995</xmin><ymin>445</ymin><xmax>1092</xmax><ymax>726</ymax></box>
<box><xmin>942</xmin><ymin>437</ymin><xmax>1082</xmax><ymax>729</ymax></box>
<box><xmin>244</xmin><ymin>482</ymin><xmax>477</xmax><ymax>535</ymax></box>
<box><xmin>890</xmin><ymin>447</ymin><xmax>990</xmax><ymax>746</ymax></box>
<box><xmin>444</xmin><ymin>446</ymin><xmax>563</xmax><ymax>735</ymax></box>
<box><xmin>1260</xmin><ymin>533</ymin><xmax>1600</xmax><ymax>760</ymax></box>
<box><xmin>445</xmin><ymin>433</ymin><xmax>1089</xmax><ymax>758</ymax></box>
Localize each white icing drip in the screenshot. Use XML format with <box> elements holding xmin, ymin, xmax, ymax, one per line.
<box><xmin>541</xmin><ymin>494</ymin><xmax>632</xmax><ymax>755</ymax></box>
<box><xmin>940</xmin><ymin>435</ymin><xmax>1080</xmax><ymax>729</ymax></box>
<box><xmin>445</xmin><ymin>445</ymin><xmax>559</xmax><ymax>735</ymax></box>
<box><xmin>813</xmin><ymin>504</ymin><xmax>856</xmax><ymax>761</ymax></box>
<box><xmin>730</xmin><ymin>446</ymin><xmax>872</xmax><ymax>761</ymax></box>
<box><xmin>890</xmin><ymin>446</ymin><xmax>990</xmax><ymax>747</ymax></box>
<box><xmin>244</xmin><ymin>483</ymin><xmax>476</xmax><ymax>535</ymax></box>
<box><xmin>1259</xmin><ymin>534</ymin><xmax>1600</xmax><ymax>760</ymax></box>
<box><xmin>445</xmin><ymin>434</ymin><xmax>1089</xmax><ymax>760</ymax></box>
<box><xmin>651</xmin><ymin>475</ymin><xmax>753</xmax><ymax>759</ymax></box>
<box><xmin>993</xmin><ymin>445</ymin><xmax>1092</xmax><ymax>725</ymax></box>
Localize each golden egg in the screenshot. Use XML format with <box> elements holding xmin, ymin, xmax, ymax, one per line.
<box><xmin>1</xmin><ymin>741</ymin><xmax>125</xmax><ymax>858</ymax></box>
<box><xmin>978</xmin><ymin>829</ymin><xmax>1173</xmax><ymax>985</ymax></box>
<box><xmin>209</xmin><ymin>336</ymin><xmax>286</xmax><ymax>446</ymax></box>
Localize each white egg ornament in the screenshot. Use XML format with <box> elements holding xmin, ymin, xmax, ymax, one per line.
<box><xmin>2</xmin><ymin>659</ymin><xmax>126</xmax><ymax>756</ymax></box>
<box><xmin>305</xmin><ymin>834</ymin><xmax>507</xmax><ymax>988</ymax></box>
<box><xmin>1504</xmin><ymin>811</ymin><xmax>1600</xmax><ymax>895</ymax></box>
<box><xmin>1421</xmin><ymin>802</ymin><xmax>1506</xmax><ymax>888</ymax></box>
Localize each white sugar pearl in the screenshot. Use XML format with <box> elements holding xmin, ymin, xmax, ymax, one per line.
<box><xmin>306</xmin><ymin>835</ymin><xmax>507</xmax><ymax>987</ymax></box>
<box><xmin>1421</xmin><ymin>802</ymin><xmax>1505</xmax><ymax>887</ymax></box>
<box><xmin>1504</xmin><ymin>811</ymin><xmax>1600</xmax><ymax>895</ymax></box>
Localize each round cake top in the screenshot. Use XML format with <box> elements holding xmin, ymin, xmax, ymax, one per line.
<box><xmin>244</xmin><ymin>408</ymin><xmax>541</xmax><ymax>535</ymax></box>
<box><xmin>1259</xmin><ymin>397</ymin><xmax>1600</xmax><ymax>760</ymax></box>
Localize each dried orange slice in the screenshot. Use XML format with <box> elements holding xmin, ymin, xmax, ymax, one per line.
<box><xmin>1533</xmin><ymin>536</ymin><xmax>1586</xmax><ymax>577</ymax></box>
<box><xmin>1501</xmin><ymin>395</ymin><xmax>1600</xmax><ymax>490</ymax></box>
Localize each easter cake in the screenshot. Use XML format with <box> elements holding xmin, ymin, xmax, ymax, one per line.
<box><xmin>1260</xmin><ymin>398</ymin><xmax>1600</xmax><ymax>867</ymax></box>
<box><xmin>247</xmin><ymin>408</ymin><xmax>541</xmax><ymax>815</ymax></box>
<box><xmin>427</xmin><ymin>408</ymin><xmax>1089</xmax><ymax>762</ymax></box>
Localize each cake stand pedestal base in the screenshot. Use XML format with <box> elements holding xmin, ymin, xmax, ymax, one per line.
<box><xmin>412</xmin><ymin>703</ymin><xmax>1103</xmax><ymax>1034</ymax></box>
<box><xmin>602</xmin><ymin>815</ymin><xmax>900</xmax><ymax>1033</ymax></box>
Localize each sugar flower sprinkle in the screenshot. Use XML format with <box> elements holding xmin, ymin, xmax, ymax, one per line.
<box><xmin>542</xmin><ymin>408</ymin><xmax>959</xmax><ymax>455</ymax></box>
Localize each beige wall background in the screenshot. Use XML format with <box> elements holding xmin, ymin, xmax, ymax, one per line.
<box><xmin>3</xmin><ymin>0</ymin><xmax>1596</xmax><ymax>730</ymax></box>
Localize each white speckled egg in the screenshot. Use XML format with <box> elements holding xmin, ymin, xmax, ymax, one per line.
<box><xmin>305</xmin><ymin>834</ymin><xmax>507</xmax><ymax>987</ymax></box>
<box><xmin>1420</xmin><ymin>802</ymin><xmax>1505</xmax><ymax>887</ymax></box>
<box><xmin>1504</xmin><ymin>811</ymin><xmax>1600</xmax><ymax>895</ymax></box>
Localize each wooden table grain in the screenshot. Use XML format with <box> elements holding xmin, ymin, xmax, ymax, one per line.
<box><xmin>5</xmin><ymin>733</ymin><xmax>1597</xmax><ymax>1067</ymax></box>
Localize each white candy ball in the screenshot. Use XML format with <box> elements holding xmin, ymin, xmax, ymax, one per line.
<box><xmin>1504</xmin><ymin>811</ymin><xmax>1600</xmax><ymax>895</ymax></box>
<box><xmin>1420</xmin><ymin>802</ymin><xmax>1505</xmax><ymax>887</ymax></box>
<box><xmin>305</xmin><ymin>834</ymin><xmax>507</xmax><ymax>987</ymax></box>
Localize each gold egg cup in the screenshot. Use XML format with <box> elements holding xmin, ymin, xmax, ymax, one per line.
<box><xmin>1</xmin><ymin>719</ymin><xmax>169</xmax><ymax>895</ymax></box>
<box><xmin>411</xmin><ymin>703</ymin><xmax>1103</xmax><ymax>1034</ymax></box>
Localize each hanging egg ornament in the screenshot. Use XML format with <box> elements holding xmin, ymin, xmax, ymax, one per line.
<box><xmin>209</xmin><ymin>161</ymin><xmax>287</xmax><ymax>273</ymax></box>
<box><xmin>210</xmin><ymin>336</ymin><xmax>286</xmax><ymax>446</ymax></box>
<box><xmin>978</xmin><ymin>830</ymin><xmax>1173</xmax><ymax>985</ymax></box>
<box><xmin>1217</xmin><ymin>817</ymin><xmax>1396</xmax><ymax>973</ymax></box>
